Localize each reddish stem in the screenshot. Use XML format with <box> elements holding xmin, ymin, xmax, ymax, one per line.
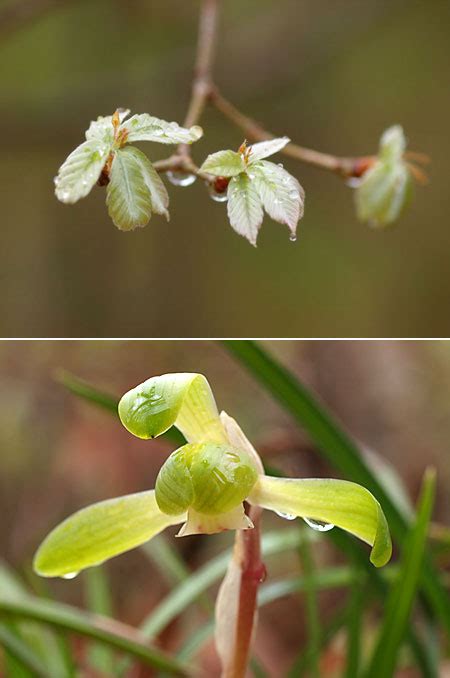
<box><xmin>228</xmin><ymin>505</ymin><xmax>264</xmax><ymax>678</ymax></box>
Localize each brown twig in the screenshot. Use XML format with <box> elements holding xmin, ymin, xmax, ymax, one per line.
<box><xmin>160</xmin><ymin>0</ymin><xmax>371</xmax><ymax>181</ymax></box>
<box><xmin>178</xmin><ymin>0</ymin><xmax>220</xmax><ymax>159</ymax></box>
<box><xmin>210</xmin><ymin>88</ymin><xmax>361</xmax><ymax>177</ymax></box>
<box><xmin>152</xmin><ymin>153</ymin><xmax>211</xmax><ymax>181</ymax></box>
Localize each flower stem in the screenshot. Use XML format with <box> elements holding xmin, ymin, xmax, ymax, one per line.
<box><xmin>227</xmin><ymin>505</ymin><xmax>264</xmax><ymax>678</ymax></box>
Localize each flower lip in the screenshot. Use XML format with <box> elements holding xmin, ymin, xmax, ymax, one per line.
<box><xmin>155</xmin><ymin>442</ymin><xmax>259</xmax><ymax>518</ymax></box>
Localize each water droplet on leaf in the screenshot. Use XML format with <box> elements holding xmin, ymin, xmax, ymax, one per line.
<box><xmin>346</xmin><ymin>177</ymin><xmax>362</xmax><ymax>188</ymax></box>
<box><xmin>61</xmin><ymin>571</ymin><xmax>79</xmax><ymax>580</ymax></box>
<box><xmin>167</xmin><ymin>171</ymin><xmax>196</xmax><ymax>187</ymax></box>
<box><xmin>303</xmin><ymin>517</ymin><xmax>334</xmax><ymax>532</ymax></box>
<box><xmin>208</xmin><ymin>184</ymin><xmax>228</xmax><ymax>202</ymax></box>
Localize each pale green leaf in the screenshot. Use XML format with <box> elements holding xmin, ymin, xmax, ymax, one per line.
<box><xmin>54</xmin><ymin>140</ymin><xmax>110</xmax><ymax>204</ymax></box>
<box><xmin>199</xmin><ymin>150</ymin><xmax>245</xmax><ymax>177</ymax></box>
<box><xmin>227</xmin><ymin>173</ymin><xmax>264</xmax><ymax>246</ymax></box>
<box><xmin>106</xmin><ymin>147</ymin><xmax>152</xmax><ymax>231</ymax></box>
<box><xmin>248</xmin><ymin>136</ymin><xmax>290</xmax><ymax>163</ymax></box>
<box><xmin>33</xmin><ymin>491</ymin><xmax>184</xmax><ymax>577</ymax></box>
<box><xmin>248</xmin><ymin>476</ymin><xmax>392</xmax><ymax>567</ymax></box>
<box><xmin>128</xmin><ymin>147</ymin><xmax>169</xmax><ymax>220</ymax></box>
<box><xmin>118</xmin><ymin>373</ymin><xmax>227</xmax><ymax>443</ymax></box>
<box><xmin>121</xmin><ymin>114</ymin><xmax>203</xmax><ymax>144</ymax></box>
<box><xmin>251</xmin><ymin>160</ymin><xmax>304</xmax><ymax>235</ymax></box>
<box><xmin>85</xmin><ymin>109</ymin><xmax>130</xmax><ymax>144</ymax></box>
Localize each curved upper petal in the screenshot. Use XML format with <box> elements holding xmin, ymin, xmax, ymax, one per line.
<box><xmin>33</xmin><ymin>491</ymin><xmax>184</xmax><ymax>577</ymax></box>
<box><xmin>248</xmin><ymin>476</ymin><xmax>392</xmax><ymax>567</ymax></box>
<box><xmin>118</xmin><ymin>373</ymin><xmax>227</xmax><ymax>443</ymax></box>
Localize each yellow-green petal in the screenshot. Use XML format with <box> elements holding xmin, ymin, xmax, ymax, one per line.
<box><xmin>118</xmin><ymin>373</ymin><xmax>227</xmax><ymax>443</ymax></box>
<box><xmin>33</xmin><ymin>491</ymin><xmax>184</xmax><ymax>578</ymax></box>
<box><xmin>248</xmin><ymin>476</ymin><xmax>392</xmax><ymax>567</ymax></box>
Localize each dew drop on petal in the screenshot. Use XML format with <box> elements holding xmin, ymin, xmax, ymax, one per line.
<box><xmin>275</xmin><ymin>510</ymin><xmax>297</xmax><ymax>521</ymax></box>
<box><xmin>61</xmin><ymin>571</ymin><xmax>79</xmax><ymax>580</ymax></box>
<box><xmin>277</xmin><ymin>163</ymin><xmax>284</xmax><ymax>168</ymax></box>
<box><xmin>289</xmin><ymin>190</ymin><xmax>300</xmax><ymax>200</ymax></box>
<box><xmin>303</xmin><ymin>517</ymin><xmax>334</xmax><ymax>532</ymax></box>
<box><xmin>167</xmin><ymin>170</ymin><xmax>196</xmax><ymax>187</ymax></box>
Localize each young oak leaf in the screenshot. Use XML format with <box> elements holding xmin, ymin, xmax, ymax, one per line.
<box><xmin>106</xmin><ymin>147</ymin><xmax>153</xmax><ymax>231</ymax></box>
<box><xmin>54</xmin><ymin>139</ymin><xmax>111</xmax><ymax>204</ymax></box>
<box><xmin>54</xmin><ymin>109</ymin><xmax>203</xmax><ymax>230</ymax></box>
<box><xmin>121</xmin><ymin>113</ymin><xmax>203</xmax><ymax>145</ymax></box>
<box><xmin>354</xmin><ymin>125</ymin><xmax>415</xmax><ymax>228</ymax></box>
<box><xmin>200</xmin><ymin>136</ymin><xmax>305</xmax><ymax>246</ymax></box>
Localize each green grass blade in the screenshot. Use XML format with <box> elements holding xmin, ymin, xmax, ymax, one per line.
<box><xmin>345</xmin><ymin>571</ymin><xmax>367</xmax><ymax>678</ymax></box>
<box><xmin>329</xmin><ymin>529</ymin><xmax>436</xmax><ymax>678</ymax></box>
<box><xmin>365</xmin><ymin>469</ymin><xmax>436</xmax><ymax>678</ymax></box>
<box><xmin>141</xmin><ymin>535</ymin><xmax>191</xmax><ymax>586</ymax></box>
<box><xmin>0</xmin><ymin>596</ymin><xmax>188</xmax><ymax>675</ymax></box>
<box><xmin>0</xmin><ymin>562</ymin><xmax>74</xmax><ymax>677</ymax></box>
<box><xmin>84</xmin><ymin>566</ymin><xmax>115</xmax><ymax>675</ymax></box>
<box><xmin>0</xmin><ymin>624</ymin><xmax>49</xmax><ymax>677</ymax></box>
<box><xmin>176</xmin><ymin>566</ymin><xmax>356</xmax><ymax>664</ymax></box>
<box><xmin>287</xmin><ymin>603</ymin><xmax>349</xmax><ymax>678</ymax></box>
<box><xmin>223</xmin><ymin>341</ymin><xmax>450</xmax><ymax>631</ymax></box>
<box><xmin>140</xmin><ymin>527</ymin><xmax>316</xmax><ymax>639</ymax></box>
<box><xmin>296</xmin><ymin>532</ymin><xmax>320</xmax><ymax>678</ymax></box>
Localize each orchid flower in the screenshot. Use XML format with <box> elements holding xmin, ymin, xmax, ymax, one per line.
<box><xmin>34</xmin><ymin>373</ymin><xmax>391</xmax><ymax>579</ymax></box>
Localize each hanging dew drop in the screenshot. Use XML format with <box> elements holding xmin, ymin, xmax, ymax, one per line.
<box><xmin>167</xmin><ymin>171</ymin><xmax>197</xmax><ymax>187</ymax></box>
<box><xmin>289</xmin><ymin>233</ymin><xmax>297</xmax><ymax>242</ymax></box>
<box><xmin>346</xmin><ymin>177</ymin><xmax>362</xmax><ymax>188</ymax></box>
<box><xmin>208</xmin><ymin>184</ymin><xmax>228</xmax><ymax>202</ymax></box>
<box><xmin>303</xmin><ymin>517</ymin><xmax>334</xmax><ymax>532</ymax></box>
<box><xmin>61</xmin><ymin>571</ymin><xmax>79</xmax><ymax>580</ymax></box>
<box><xmin>275</xmin><ymin>510</ymin><xmax>296</xmax><ymax>521</ymax></box>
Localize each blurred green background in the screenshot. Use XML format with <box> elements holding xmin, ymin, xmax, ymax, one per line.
<box><xmin>1</xmin><ymin>339</ymin><xmax>450</xmax><ymax>673</ymax></box>
<box><xmin>1</xmin><ymin>0</ymin><xmax>449</xmax><ymax>337</ymax></box>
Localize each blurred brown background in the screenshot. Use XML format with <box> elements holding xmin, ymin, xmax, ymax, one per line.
<box><xmin>1</xmin><ymin>339</ymin><xmax>450</xmax><ymax>673</ymax></box>
<box><xmin>0</xmin><ymin>0</ymin><xmax>449</xmax><ymax>337</ymax></box>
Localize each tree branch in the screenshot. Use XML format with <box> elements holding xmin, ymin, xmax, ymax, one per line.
<box><xmin>210</xmin><ymin>88</ymin><xmax>366</xmax><ymax>177</ymax></box>
<box><xmin>177</xmin><ymin>0</ymin><xmax>220</xmax><ymax>162</ymax></box>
